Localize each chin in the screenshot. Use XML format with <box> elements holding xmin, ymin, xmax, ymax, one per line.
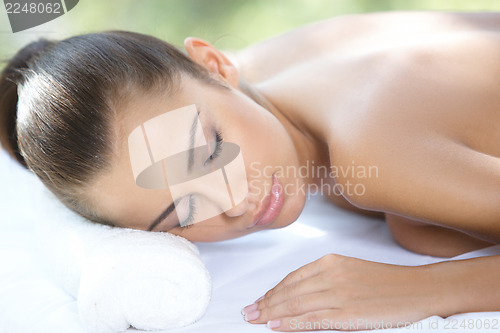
<box><xmin>273</xmin><ymin>191</ymin><xmax>307</xmax><ymax>229</ymax></box>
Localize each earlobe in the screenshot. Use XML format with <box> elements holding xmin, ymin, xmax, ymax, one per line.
<box><xmin>184</xmin><ymin>37</ymin><xmax>239</xmax><ymax>88</ymax></box>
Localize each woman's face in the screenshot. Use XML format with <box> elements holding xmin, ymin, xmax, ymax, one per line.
<box><xmin>88</xmin><ymin>74</ymin><xmax>306</xmax><ymax>242</ymax></box>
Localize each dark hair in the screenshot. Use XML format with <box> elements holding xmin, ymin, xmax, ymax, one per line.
<box><xmin>0</xmin><ymin>31</ymin><xmax>215</xmax><ymax>224</ymax></box>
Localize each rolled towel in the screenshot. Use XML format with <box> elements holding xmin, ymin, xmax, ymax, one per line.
<box><xmin>32</xmin><ymin>184</ymin><xmax>211</xmax><ymax>333</ymax></box>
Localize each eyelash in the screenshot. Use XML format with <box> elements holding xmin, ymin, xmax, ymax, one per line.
<box><xmin>181</xmin><ymin>195</ymin><xmax>197</xmax><ymax>228</ymax></box>
<box><xmin>182</xmin><ymin>130</ymin><xmax>224</xmax><ymax>229</ymax></box>
<box><xmin>204</xmin><ymin>130</ymin><xmax>223</xmax><ymax>166</ymax></box>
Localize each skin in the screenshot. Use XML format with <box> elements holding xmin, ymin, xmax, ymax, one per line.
<box><xmin>89</xmin><ymin>11</ymin><xmax>500</xmax><ymax>332</ymax></box>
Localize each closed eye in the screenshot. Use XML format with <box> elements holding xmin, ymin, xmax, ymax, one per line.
<box><xmin>204</xmin><ymin>130</ymin><xmax>223</xmax><ymax>166</ymax></box>
<box><xmin>179</xmin><ymin>195</ymin><xmax>196</xmax><ymax>228</ymax></box>
<box><xmin>181</xmin><ymin>130</ymin><xmax>223</xmax><ymax>228</ymax></box>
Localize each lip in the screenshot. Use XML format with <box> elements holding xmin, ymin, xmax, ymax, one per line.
<box><xmin>251</xmin><ymin>173</ymin><xmax>285</xmax><ymax>227</ymax></box>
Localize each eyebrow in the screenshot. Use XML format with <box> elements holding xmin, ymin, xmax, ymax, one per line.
<box><xmin>148</xmin><ymin>201</ymin><xmax>176</xmax><ymax>231</ymax></box>
<box><xmin>187</xmin><ymin>111</ymin><xmax>200</xmax><ymax>172</ymax></box>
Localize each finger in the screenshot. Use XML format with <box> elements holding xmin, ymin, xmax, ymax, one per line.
<box><xmin>250</xmin><ymin>291</ymin><xmax>336</xmax><ymax>325</ymax></box>
<box><xmin>260</xmin><ymin>274</ymin><xmax>331</xmax><ymax>309</ymax></box>
<box><xmin>265</xmin><ymin>255</ymin><xmax>334</xmax><ymax>298</ymax></box>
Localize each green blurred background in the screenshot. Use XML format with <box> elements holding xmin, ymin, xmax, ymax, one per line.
<box><xmin>1</xmin><ymin>0</ymin><xmax>500</xmax><ymax>62</ymax></box>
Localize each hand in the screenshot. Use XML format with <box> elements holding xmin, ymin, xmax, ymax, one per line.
<box><xmin>241</xmin><ymin>254</ymin><xmax>441</xmax><ymax>331</ymax></box>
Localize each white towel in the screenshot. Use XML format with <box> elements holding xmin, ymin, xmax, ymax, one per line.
<box><xmin>1</xmin><ymin>149</ymin><xmax>212</xmax><ymax>333</ymax></box>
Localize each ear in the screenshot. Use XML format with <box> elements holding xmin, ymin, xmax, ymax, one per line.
<box><xmin>184</xmin><ymin>37</ymin><xmax>239</xmax><ymax>88</ymax></box>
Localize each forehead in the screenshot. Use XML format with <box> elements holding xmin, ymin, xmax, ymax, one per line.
<box><xmin>89</xmin><ymin>168</ymin><xmax>172</xmax><ymax>230</ymax></box>
<box><xmin>116</xmin><ymin>86</ymin><xmax>187</xmax><ymax>144</ymax></box>
<box><xmin>114</xmin><ymin>81</ymin><xmax>200</xmax><ymax>159</ymax></box>
<box><xmin>128</xmin><ymin>104</ymin><xmax>205</xmax><ymax>189</ymax></box>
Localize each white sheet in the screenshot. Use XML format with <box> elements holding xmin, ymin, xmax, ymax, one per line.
<box><xmin>2</xmin><ymin>147</ymin><xmax>500</xmax><ymax>333</ymax></box>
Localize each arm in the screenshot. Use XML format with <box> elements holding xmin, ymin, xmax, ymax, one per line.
<box><xmin>242</xmin><ymin>254</ymin><xmax>500</xmax><ymax>331</ymax></box>
<box><xmin>385</xmin><ymin>213</ymin><xmax>496</xmax><ymax>258</ymax></box>
<box><xmin>433</xmin><ymin>255</ymin><xmax>500</xmax><ymax>314</ymax></box>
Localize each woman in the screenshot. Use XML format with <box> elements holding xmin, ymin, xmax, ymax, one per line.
<box><xmin>2</xmin><ymin>10</ymin><xmax>500</xmax><ymax>331</ymax></box>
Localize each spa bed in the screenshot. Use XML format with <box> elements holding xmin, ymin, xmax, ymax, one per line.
<box><xmin>1</xmin><ymin>147</ymin><xmax>500</xmax><ymax>333</ymax></box>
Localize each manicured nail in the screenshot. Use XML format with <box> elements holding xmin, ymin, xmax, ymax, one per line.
<box><xmin>244</xmin><ymin>310</ymin><xmax>260</xmax><ymax>321</ymax></box>
<box><xmin>255</xmin><ymin>296</ymin><xmax>265</xmax><ymax>303</ymax></box>
<box><xmin>267</xmin><ymin>320</ymin><xmax>281</xmax><ymax>329</ymax></box>
<box><xmin>241</xmin><ymin>303</ymin><xmax>258</xmax><ymax>316</ymax></box>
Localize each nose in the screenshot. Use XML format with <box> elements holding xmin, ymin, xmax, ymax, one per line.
<box><xmin>194</xmin><ymin>177</ymin><xmax>248</xmax><ymax>217</ymax></box>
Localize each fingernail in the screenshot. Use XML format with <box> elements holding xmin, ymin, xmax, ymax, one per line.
<box><xmin>267</xmin><ymin>320</ymin><xmax>281</xmax><ymax>329</ymax></box>
<box><xmin>255</xmin><ymin>296</ymin><xmax>265</xmax><ymax>303</ymax></box>
<box><xmin>244</xmin><ymin>310</ymin><xmax>260</xmax><ymax>321</ymax></box>
<box><xmin>241</xmin><ymin>303</ymin><xmax>258</xmax><ymax>316</ymax></box>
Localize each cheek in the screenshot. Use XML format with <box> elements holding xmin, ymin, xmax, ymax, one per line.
<box><xmin>232</xmin><ymin>108</ymin><xmax>298</xmax><ymax>166</ymax></box>
<box><xmin>236</xmin><ymin>117</ymin><xmax>305</xmax><ymax>225</ymax></box>
<box><xmin>214</xmin><ymin>95</ymin><xmax>305</xmax><ymax>219</ymax></box>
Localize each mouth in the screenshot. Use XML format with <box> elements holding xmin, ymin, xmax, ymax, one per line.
<box><xmin>250</xmin><ymin>173</ymin><xmax>284</xmax><ymax>227</ymax></box>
